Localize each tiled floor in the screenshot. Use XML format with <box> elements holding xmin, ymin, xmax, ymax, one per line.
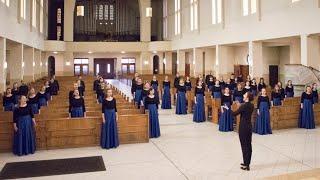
<box><xmin>1</xmin><ymin>80</ymin><xmax>319</xmax><ymax>180</ymax></box>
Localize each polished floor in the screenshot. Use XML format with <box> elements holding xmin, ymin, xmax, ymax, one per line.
<box><xmin>1</xmin><ymin>80</ymin><xmax>319</xmax><ymax>180</ymax></box>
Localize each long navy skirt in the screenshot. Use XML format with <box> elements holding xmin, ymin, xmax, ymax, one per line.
<box><xmin>13</xmin><ymin>115</ymin><xmax>36</xmax><ymax>156</ymax></box>
<box><xmin>252</xmin><ymin>90</ymin><xmax>257</xmax><ymax>97</ymax></box>
<box><xmin>30</xmin><ymin>103</ymin><xmax>39</xmax><ymax>114</ymax></box>
<box><xmin>98</xmin><ymin>94</ymin><xmax>104</xmax><ymax>104</ymax></box>
<box><xmin>218</xmin><ymin>103</ymin><xmax>234</xmax><ymax>132</ymax></box>
<box><xmin>286</xmin><ymin>92</ymin><xmax>294</xmax><ymax>98</ymax></box>
<box><xmin>193</xmin><ymin>94</ymin><xmax>205</xmax><ymax>123</ymax></box>
<box><xmin>152</xmin><ymin>84</ymin><xmax>159</xmax><ymax>98</ymax></box>
<box><xmin>134</xmin><ymin>89</ymin><xmax>143</xmax><ymax>107</ymax></box>
<box><xmin>148</xmin><ymin>104</ymin><xmax>161</xmax><ymax>138</ymax></box>
<box><xmin>313</xmin><ymin>96</ymin><xmax>318</xmax><ymax>104</ymax></box>
<box><xmin>176</xmin><ymin>91</ymin><xmax>187</xmax><ymax>115</ymax></box>
<box><xmin>45</xmin><ymin>93</ymin><xmax>51</xmax><ymax>101</ymax></box>
<box><xmin>161</xmin><ymin>85</ymin><xmax>171</xmax><ymax>109</ymax></box>
<box><xmin>254</xmin><ymin>102</ymin><xmax>272</xmax><ymax>135</ymax></box>
<box><xmin>38</xmin><ymin>97</ymin><xmax>47</xmax><ymax>107</ymax></box>
<box><xmin>213</xmin><ymin>92</ymin><xmax>221</xmax><ymax>99</ymax></box>
<box><xmin>235</xmin><ymin>96</ymin><xmax>243</xmax><ymax>103</ymax></box>
<box><xmin>13</xmin><ymin>95</ymin><xmax>19</xmax><ymax>105</ymax></box>
<box><xmin>101</xmin><ymin>109</ymin><xmax>119</xmax><ymax>149</ymax></box>
<box><xmin>273</xmin><ymin>98</ymin><xmax>281</xmax><ymax>106</ymax></box>
<box><xmin>71</xmin><ymin>107</ymin><xmax>84</xmax><ymax>118</ymax></box>
<box><xmin>4</xmin><ymin>102</ymin><xmax>14</xmax><ymax>111</ymax></box>
<box><xmin>298</xmin><ymin>99</ymin><xmax>315</xmax><ymax>129</ymax></box>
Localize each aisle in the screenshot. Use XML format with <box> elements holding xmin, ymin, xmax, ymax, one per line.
<box><xmin>106</xmin><ymin>79</ymin><xmax>133</xmax><ymax>101</ymax></box>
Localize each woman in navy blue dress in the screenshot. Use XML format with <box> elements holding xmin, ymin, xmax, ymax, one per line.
<box><xmin>96</xmin><ymin>82</ymin><xmax>105</xmax><ymax>104</ymax></box>
<box><xmin>271</xmin><ymin>85</ymin><xmax>283</xmax><ymax>106</ymax></box>
<box><xmin>77</xmin><ymin>79</ymin><xmax>85</xmax><ymax>97</ymax></box>
<box><xmin>285</xmin><ymin>80</ymin><xmax>294</xmax><ymax>98</ymax></box>
<box><xmin>312</xmin><ymin>83</ymin><xmax>318</xmax><ymax>103</ymax></box>
<box><xmin>49</xmin><ymin>75</ymin><xmax>60</xmax><ymax>95</ymax></box>
<box><xmin>13</xmin><ymin>95</ymin><xmax>36</xmax><ymax>156</ymax></box>
<box><xmin>3</xmin><ymin>88</ymin><xmax>15</xmax><ymax>111</ymax></box>
<box><xmin>161</xmin><ymin>76</ymin><xmax>171</xmax><ymax>109</ymax></box>
<box><xmin>145</xmin><ymin>88</ymin><xmax>161</xmax><ymax>138</ymax></box>
<box><xmin>250</xmin><ymin>79</ymin><xmax>258</xmax><ymax>96</ymax></box>
<box><xmin>244</xmin><ymin>81</ymin><xmax>252</xmax><ymax>93</ymax></box>
<box><xmin>299</xmin><ymin>86</ymin><xmax>315</xmax><ymax>129</ymax></box>
<box><xmin>151</xmin><ymin>75</ymin><xmax>159</xmax><ymax>97</ymax></box>
<box><xmin>211</xmin><ymin>80</ymin><xmax>222</xmax><ymax>99</ymax></box>
<box><xmin>277</xmin><ymin>82</ymin><xmax>285</xmax><ymax>100</ymax></box>
<box><xmin>176</xmin><ymin>79</ymin><xmax>187</xmax><ymax>115</ymax></box>
<box><xmin>101</xmin><ymin>88</ymin><xmax>119</xmax><ymax>149</ymax></box>
<box><xmin>258</xmin><ymin>78</ymin><xmax>266</xmax><ymax>92</ymax></box>
<box><xmin>185</xmin><ymin>76</ymin><xmax>192</xmax><ymax>91</ymax></box>
<box><xmin>27</xmin><ymin>88</ymin><xmax>40</xmax><ymax>114</ymax></box>
<box><xmin>193</xmin><ymin>81</ymin><xmax>205</xmax><ymax>123</ymax></box>
<box><xmin>142</xmin><ymin>82</ymin><xmax>151</xmax><ymax>109</ymax></box>
<box><xmin>234</xmin><ymin>83</ymin><xmax>245</xmax><ymax>103</ymax></box>
<box><xmin>37</xmin><ymin>86</ymin><xmax>48</xmax><ymax>108</ymax></box>
<box><xmin>44</xmin><ymin>81</ymin><xmax>52</xmax><ymax>101</ymax></box>
<box><xmin>207</xmin><ymin>77</ymin><xmax>215</xmax><ymax>91</ymax></box>
<box><xmin>69</xmin><ymin>90</ymin><xmax>86</xmax><ymax>118</ymax></box>
<box><xmin>219</xmin><ymin>77</ymin><xmax>225</xmax><ymax>89</ymax></box>
<box><xmin>133</xmin><ymin>78</ymin><xmax>143</xmax><ymax>108</ymax></box>
<box><xmin>254</xmin><ymin>88</ymin><xmax>272</xmax><ymax>135</ymax></box>
<box><xmin>219</xmin><ymin>87</ymin><xmax>234</xmax><ymax>132</ymax></box>
<box><xmin>12</xmin><ymin>82</ymin><xmax>20</xmax><ymax>105</ymax></box>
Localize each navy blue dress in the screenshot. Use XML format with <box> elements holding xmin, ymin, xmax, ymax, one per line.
<box><xmin>49</xmin><ymin>80</ymin><xmax>60</xmax><ymax>95</ymax></box>
<box><xmin>145</xmin><ymin>96</ymin><xmax>161</xmax><ymax>138</ymax></box>
<box><xmin>45</xmin><ymin>86</ymin><xmax>51</xmax><ymax>101</ymax></box>
<box><xmin>219</xmin><ymin>94</ymin><xmax>234</xmax><ymax>132</ymax></box>
<box><xmin>251</xmin><ymin>84</ymin><xmax>258</xmax><ymax>96</ymax></box>
<box><xmin>101</xmin><ymin>98</ymin><xmax>119</xmax><ymax>149</ymax></box>
<box><xmin>258</xmin><ymin>83</ymin><xmax>266</xmax><ymax>92</ymax></box>
<box><xmin>185</xmin><ymin>81</ymin><xmax>192</xmax><ymax>91</ymax></box>
<box><xmin>13</xmin><ymin>105</ymin><xmax>36</xmax><ymax>156</ymax></box>
<box><xmin>37</xmin><ymin>92</ymin><xmax>48</xmax><ymax>107</ymax></box>
<box><xmin>207</xmin><ymin>81</ymin><xmax>214</xmax><ymax>90</ymax></box>
<box><xmin>93</xmin><ymin>79</ymin><xmax>100</xmax><ymax>91</ymax></box>
<box><xmin>161</xmin><ymin>81</ymin><xmax>171</xmax><ymax>109</ymax></box>
<box><xmin>176</xmin><ymin>85</ymin><xmax>187</xmax><ymax>115</ymax></box>
<box><xmin>96</xmin><ymin>87</ymin><xmax>105</xmax><ymax>104</ymax></box>
<box><xmin>69</xmin><ymin>97</ymin><xmax>86</xmax><ymax>118</ymax></box>
<box><xmin>279</xmin><ymin>88</ymin><xmax>285</xmax><ymax>100</ymax></box>
<box><xmin>233</xmin><ymin>89</ymin><xmax>244</xmax><ymax>103</ymax></box>
<box><xmin>244</xmin><ymin>86</ymin><xmax>252</xmax><ymax>93</ymax></box>
<box><xmin>19</xmin><ymin>85</ymin><xmax>29</xmax><ymax>96</ymax></box>
<box><xmin>271</xmin><ymin>91</ymin><xmax>282</xmax><ymax>106</ymax></box>
<box><xmin>133</xmin><ymin>84</ymin><xmax>143</xmax><ymax>107</ymax></box>
<box><xmin>193</xmin><ymin>86</ymin><xmax>205</xmax><ymax>123</ymax></box>
<box><xmin>3</xmin><ymin>95</ymin><xmax>15</xmax><ymax>111</ymax></box>
<box><xmin>285</xmin><ymin>86</ymin><xmax>294</xmax><ymax>98</ymax></box>
<box><xmin>254</xmin><ymin>96</ymin><xmax>272</xmax><ymax>135</ymax></box>
<box><xmin>27</xmin><ymin>95</ymin><xmax>39</xmax><ymax>114</ymax></box>
<box><xmin>299</xmin><ymin>92</ymin><xmax>315</xmax><ymax>129</ymax></box>
<box><xmin>12</xmin><ymin>88</ymin><xmax>19</xmax><ymax>105</ymax></box>
<box><xmin>151</xmin><ymin>80</ymin><xmax>159</xmax><ymax>97</ymax></box>
<box><xmin>211</xmin><ymin>85</ymin><xmax>222</xmax><ymax>99</ymax></box>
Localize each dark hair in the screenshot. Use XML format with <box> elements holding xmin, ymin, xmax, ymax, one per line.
<box><xmin>247</xmin><ymin>92</ymin><xmax>254</xmax><ymax>102</ymax></box>
<box><xmin>147</xmin><ymin>88</ymin><xmax>154</xmax><ymax>95</ymax></box>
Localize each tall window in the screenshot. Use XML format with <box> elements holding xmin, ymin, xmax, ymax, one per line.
<box><xmin>190</xmin><ymin>0</ymin><xmax>198</xmax><ymax>31</ymax></box>
<box><xmin>243</xmin><ymin>0</ymin><xmax>257</xmax><ymax>16</ymax></box>
<box><xmin>40</xmin><ymin>0</ymin><xmax>44</xmax><ymax>33</ymax></box>
<box><xmin>163</xmin><ymin>0</ymin><xmax>168</xmax><ymax>39</ymax></box>
<box><xmin>74</xmin><ymin>58</ymin><xmax>89</xmax><ymax>76</ymax></box>
<box><xmin>121</xmin><ymin>58</ymin><xmax>136</xmax><ymax>75</ymax></box>
<box><xmin>20</xmin><ymin>0</ymin><xmax>26</xmax><ymax>19</ymax></box>
<box><xmin>2</xmin><ymin>0</ymin><xmax>9</xmax><ymax>7</ymax></box>
<box><xmin>57</xmin><ymin>8</ymin><xmax>62</xmax><ymax>40</ymax></box>
<box><xmin>32</xmin><ymin>0</ymin><xmax>37</xmax><ymax>27</ymax></box>
<box><xmin>212</xmin><ymin>0</ymin><xmax>222</xmax><ymax>24</ymax></box>
<box><xmin>174</xmin><ymin>0</ymin><xmax>181</xmax><ymax>35</ymax></box>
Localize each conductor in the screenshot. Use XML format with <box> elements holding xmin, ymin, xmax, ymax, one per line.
<box><xmin>232</xmin><ymin>92</ymin><xmax>254</xmax><ymax>171</ymax></box>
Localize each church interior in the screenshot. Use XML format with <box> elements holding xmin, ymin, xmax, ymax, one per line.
<box><xmin>0</xmin><ymin>0</ymin><xmax>320</xmax><ymax>179</ymax></box>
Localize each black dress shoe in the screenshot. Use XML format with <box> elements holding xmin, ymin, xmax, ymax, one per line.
<box><xmin>240</xmin><ymin>166</ymin><xmax>250</xmax><ymax>171</ymax></box>
<box><xmin>240</xmin><ymin>163</ymin><xmax>245</xmax><ymax>166</ymax></box>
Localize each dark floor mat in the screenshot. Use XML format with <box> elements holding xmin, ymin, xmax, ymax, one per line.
<box><xmin>0</xmin><ymin>156</ymin><xmax>106</xmax><ymax>179</ymax></box>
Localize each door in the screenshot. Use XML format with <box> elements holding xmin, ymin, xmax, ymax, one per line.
<box><xmin>172</xmin><ymin>52</ymin><xmax>177</xmax><ymax>75</ymax></box>
<box><xmin>48</xmin><ymin>56</ymin><xmax>55</xmax><ymax>77</ymax></box>
<box><xmin>269</xmin><ymin>65</ymin><xmax>279</xmax><ymax>88</ymax></box>
<box><xmin>185</xmin><ymin>64</ymin><xmax>190</xmax><ymax>77</ymax></box>
<box><xmin>153</xmin><ymin>55</ymin><xmax>159</xmax><ymax>74</ymax></box>
<box><xmin>234</xmin><ymin>65</ymin><xmax>249</xmax><ymax>79</ymax></box>
<box><xmin>74</xmin><ymin>64</ymin><xmax>89</xmax><ymax>76</ymax></box>
<box><xmin>94</xmin><ymin>58</ymin><xmax>115</xmax><ymax>79</ymax></box>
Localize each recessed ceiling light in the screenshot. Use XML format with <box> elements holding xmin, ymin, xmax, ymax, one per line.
<box><xmin>53</xmin><ymin>51</ymin><xmax>58</xmax><ymax>54</ymax></box>
<box><xmin>121</xmin><ymin>51</ymin><xmax>125</xmax><ymax>54</ymax></box>
<box><xmin>88</xmin><ymin>51</ymin><xmax>93</xmax><ymax>54</ymax></box>
<box><xmin>153</xmin><ymin>51</ymin><xmax>157</xmax><ymax>54</ymax></box>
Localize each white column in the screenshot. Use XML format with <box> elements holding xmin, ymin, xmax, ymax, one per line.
<box><xmin>41</xmin><ymin>51</ymin><xmax>47</xmax><ymax>76</ymax></box>
<box><xmin>63</xmin><ymin>52</ymin><xmax>74</xmax><ymax>76</ymax></box>
<box><xmin>64</xmin><ymin>0</ymin><xmax>76</xmax><ymax>41</ymax></box>
<box><xmin>139</xmin><ymin>0</ymin><xmax>151</xmax><ymax>42</ymax></box>
<box><xmin>249</xmin><ymin>41</ymin><xmax>264</xmax><ymax>79</ymax></box>
<box><xmin>34</xmin><ymin>50</ymin><xmax>41</xmax><ymax>79</ymax></box>
<box><xmin>193</xmin><ymin>48</ymin><xmax>204</xmax><ymax>77</ymax></box>
<box><xmin>23</xmin><ymin>47</ymin><xmax>35</xmax><ymax>82</ymax></box>
<box><xmin>215</xmin><ymin>45</ymin><xmax>234</xmax><ymax>78</ymax></box>
<box><xmin>177</xmin><ymin>50</ymin><xmax>185</xmax><ymax>76</ymax></box>
<box><xmin>301</xmin><ymin>34</ymin><xmax>320</xmax><ymax>70</ymax></box>
<box><xmin>164</xmin><ymin>52</ymin><xmax>173</xmax><ymax>75</ymax></box>
<box><xmin>300</xmin><ymin>34</ymin><xmax>308</xmax><ymax>66</ymax></box>
<box><xmin>8</xmin><ymin>44</ymin><xmax>24</xmax><ymax>84</ymax></box>
<box><xmin>0</xmin><ymin>38</ymin><xmax>6</xmax><ymax>92</ymax></box>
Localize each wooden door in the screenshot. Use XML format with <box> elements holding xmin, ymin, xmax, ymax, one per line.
<box><xmin>234</xmin><ymin>65</ymin><xmax>249</xmax><ymax>79</ymax></box>
<box><xmin>185</xmin><ymin>64</ymin><xmax>190</xmax><ymax>77</ymax></box>
<box><xmin>269</xmin><ymin>65</ymin><xmax>279</xmax><ymax>88</ymax></box>
<box><xmin>94</xmin><ymin>58</ymin><xmax>115</xmax><ymax>79</ymax></box>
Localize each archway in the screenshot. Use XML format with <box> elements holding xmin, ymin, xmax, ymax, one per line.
<box><xmin>48</xmin><ymin>56</ymin><xmax>55</xmax><ymax>77</ymax></box>
<box><xmin>153</xmin><ymin>55</ymin><xmax>159</xmax><ymax>74</ymax></box>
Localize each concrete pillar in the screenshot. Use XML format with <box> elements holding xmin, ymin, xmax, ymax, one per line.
<box><xmin>8</xmin><ymin>44</ymin><xmax>23</xmax><ymax>84</ymax></box>
<box><xmin>157</xmin><ymin>52</ymin><xmax>164</xmax><ymax>75</ymax></box>
<box><xmin>301</xmin><ymin>34</ymin><xmax>320</xmax><ymax>70</ymax></box>
<box><xmin>290</xmin><ymin>38</ymin><xmax>301</xmax><ymax>64</ymax></box>
<box><xmin>63</xmin><ymin>52</ymin><xmax>74</xmax><ymax>76</ymax></box>
<box><xmin>193</xmin><ymin>48</ymin><xmax>204</xmax><ymax>77</ymax></box>
<box><xmin>139</xmin><ymin>0</ymin><xmax>151</xmax><ymax>42</ymax></box>
<box><xmin>250</xmin><ymin>41</ymin><xmax>264</xmax><ymax>79</ymax></box>
<box><xmin>41</xmin><ymin>51</ymin><xmax>47</xmax><ymax>76</ymax></box>
<box><xmin>164</xmin><ymin>52</ymin><xmax>173</xmax><ymax>75</ymax></box>
<box><xmin>0</xmin><ymin>38</ymin><xmax>6</xmax><ymax>93</ymax></box>
<box><xmin>23</xmin><ymin>47</ymin><xmax>35</xmax><ymax>82</ymax></box>
<box><xmin>204</xmin><ymin>48</ymin><xmax>216</xmax><ymax>75</ymax></box>
<box><xmin>216</xmin><ymin>45</ymin><xmax>234</xmax><ymax>79</ymax></box>
<box><xmin>64</xmin><ymin>0</ymin><xmax>76</xmax><ymax>41</ymax></box>
<box><xmin>34</xmin><ymin>50</ymin><xmax>41</xmax><ymax>79</ymax></box>
<box><xmin>177</xmin><ymin>50</ymin><xmax>185</xmax><ymax>76</ymax></box>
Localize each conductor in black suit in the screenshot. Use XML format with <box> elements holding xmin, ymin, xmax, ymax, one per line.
<box><xmin>232</xmin><ymin>92</ymin><xmax>254</xmax><ymax>171</ymax></box>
